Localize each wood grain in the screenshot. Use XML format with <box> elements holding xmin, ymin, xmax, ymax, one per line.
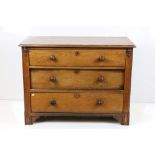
<box><xmin>19</xmin><ymin>36</ymin><xmax>136</xmax><ymax>48</ymax></box>
<box><xmin>20</xmin><ymin>36</ymin><xmax>135</xmax><ymax>125</ymax></box>
<box><xmin>22</xmin><ymin>47</ymin><xmax>32</xmax><ymax>125</ymax></box>
<box><xmin>31</xmin><ymin>69</ymin><xmax>124</xmax><ymax>90</ymax></box>
<box><xmin>29</xmin><ymin>48</ymin><xmax>126</xmax><ymax>67</ymax></box>
<box><xmin>122</xmin><ymin>49</ymin><xmax>133</xmax><ymax>125</ymax></box>
<box><xmin>29</xmin><ymin>66</ymin><xmax>125</xmax><ymax>70</ymax></box>
<box><xmin>30</xmin><ymin>89</ymin><xmax>124</xmax><ymax>93</ymax></box>
<box><xmin>31</xmin><ymin>92</ymin><xmax>123</xmax><ymax>113</ymax></box>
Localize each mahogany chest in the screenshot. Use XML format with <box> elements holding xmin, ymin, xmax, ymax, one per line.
<box><xmin>19</xmin><ymin>36</ymin><xmax>135</xmax><ymax>125</ymax></box>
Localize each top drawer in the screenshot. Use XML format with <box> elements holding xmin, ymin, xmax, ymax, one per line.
<box><xmin>29</xmin><ymin>48</ymin><xmax>126</xmax><ymax>67</ymax></box>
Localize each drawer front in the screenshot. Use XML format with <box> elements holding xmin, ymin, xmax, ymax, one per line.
<box><xmin>29</xmin><ymin>49</ymin><xmax>126</xmax><ymax>67</ymax></box>
<box><xmin>31</xmin><ymin>69</ymin><xmax>124</xmax><ymax>89</ymax></box>
<box><xmin>31</xmin><ymin>92</ymin><xmax>123</xmax><ymax>113</ymax></box>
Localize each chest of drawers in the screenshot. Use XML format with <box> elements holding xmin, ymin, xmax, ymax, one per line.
<box><xmin>19</xmin><ymin>36</ymin><xmax>135</xmax><ymax>125</ymax></box>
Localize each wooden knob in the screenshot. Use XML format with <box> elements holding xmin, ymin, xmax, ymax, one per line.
<box><xmin>96</xmin><ymin>99</ymin><xmax>104</xmax><ymax>105</ymax></box>
<box><xmin>49</xmin><ymin>55</ymin><xmax>57</xmax><ymax>61</ymax></box>
<box><xmin>50</xmin><ymin>76</ymin><xmax>56</xmax><ymax>82</ymax></box>
<box><xmin>50</xmin><ymin>100</ymin><xmax>56</xmax><ymax>106</ymax></box>
<box><xmin>98</xmin><ymin>75</ymin><xmax>104</xmax><ymax>82</ymax></box>
<box><xmin>98</xmin><ymin>56</ymin><xmax>105</xmax><ymax>62</ymax></box>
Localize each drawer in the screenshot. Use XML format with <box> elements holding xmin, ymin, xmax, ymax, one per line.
<box><xmin>29</xmin><ymin>48</ymin><xmax>126</xmax><ymax>67</ymax></box>
<box><xmin>31</xmin><ymin>92</ymin><xmax>123</xmax><ymax>113</ymax></box>
<box><xmin>31</xmin><ymin>69</ymin><xmax>124</xmax><ymax>89</ymax></box>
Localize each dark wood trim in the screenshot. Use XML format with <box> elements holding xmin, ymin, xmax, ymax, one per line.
<box><xmin>29</xmin><ymin>112</ymin><xmax>123</xmax><ymax>124</ymax></box>
<box><xmin>121</xmin><ymin>112</ymin><xmax>130</xmax><ymax>125</ymax></box>
<box><xmin>29</xmin><ymin>66</ymin><xmax>125</xmax><ymax>70</ymax></box>
<box><xmin>113</xmin><ymin>114</ymin><xmax>122</xmax><ymax>123</ymax></box>
<box><xmin>30</xmin><ymin>89</ymin><xmax>124</xmax><ymax>93</ymax></box>
<box><xmin>22</xmin><ymin>47</ymin><xmax>32</xmax><ymax>125</ymax></box>
<box><xmin>28</xmin><ymin>47</ymin><xmax>135</xmax><ymax>50</ymax></box>
<box><xmin>22</xmin><ymin>45</ymin><xmax>136</xmax><ymax>49</ymax></box>
<box><xmin>30</xmin><ymin>112</ymin><xmax>121</xmax><ymax>117</ymax></box>
<box><xmin>23</xmin><ymin>47</ymin><xmax>29</xmax><ymax>53</ymax></box>
<box><xmin>122</xmin><ymin>48</ymin><xmax>133</xmax><ymax>125</ymax></box>
<box><xmin>20</xmin><ymin>45</ymin><xmax>135</xmax><ymax>48</ymax></box>
<box><xmin>32</xmin><ymin>116</ymin><xmax>41</xmax><ymax>122</ymax></box>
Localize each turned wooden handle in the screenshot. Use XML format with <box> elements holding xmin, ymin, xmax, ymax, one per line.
<box><xmin>50</xmin><ymin>100</ymin><xmax>57</xmax><ymax>106</ymax></box>
<box><xmin>50</xmin><ymin>76</ymin><xmax>56</xmax><ymax>82</ymax></box>
<box><xmin>98</xmin><ymin>75</ymin><xmax>104</xmax><ymax>82</ymax></box>
<box><xmin>96</xmin><ymin>99</ymin><xmax>104</xmax><ymax>105</ymax></box>
<box><xmin>98</xmin><ymin>56</ymin><xmax>105</xmax><ymax>61</ymax></box>
<box><xmin>49</xmin><ymin>55</ymin><xmax>57</xmax><ymax>61</ymax></box>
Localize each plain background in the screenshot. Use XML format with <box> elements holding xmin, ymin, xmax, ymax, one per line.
<box><xmin>0</xmin><ymin>0</ymin><xmax>155</xmax><ymax>155</ymax></box>
<box><xmin>0</xmin><ymin>0</ymin><xmax>155</xmax><ymax>102</ymax></box>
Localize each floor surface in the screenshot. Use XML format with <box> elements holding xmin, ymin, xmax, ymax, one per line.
<box><xmin>0</xmin><ymin>100</ymin><xmax>154</xmax><ymax>155</ymax></box>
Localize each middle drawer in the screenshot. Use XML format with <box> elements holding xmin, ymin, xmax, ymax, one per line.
<box><xmin>31</xmin><ymin>69</ymin><xmax>124</xmax><ymax>90</ymax></box>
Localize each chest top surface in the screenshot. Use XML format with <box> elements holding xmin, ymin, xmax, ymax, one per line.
<box><xmin>19</xmin><ymin>36</ymin><xmax>135</xmax><ymax>48</ymax></box>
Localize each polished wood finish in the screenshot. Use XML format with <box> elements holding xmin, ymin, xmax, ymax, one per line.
<box><xmin>31</xmin><ymin>69</ymin><xmax>124</xmax><ymax>89</ymax></box>
<box><xmin>31</xmin><ymin>92</ymin><xmax>123</xmax><ymax>113</ymax></box>
<box><xmin>122</xmin><ymin>49</ymin><xmax>133</xmax><ymax>125</ymax></box>
<box><xmin>29</xmin><ymin>66</ymin><xmax>125</xmax><ymax>70</ymax></box>
<box><xmin>29</xmin><ymin>48</ymin><xmax>126</xmax><ymax>67</ymax></box>
<box><xmin>20</xmin><ymin>36</ymin><xmax>135</xmax><ymax>125</ymax></box>
<box><xmin>30</xmin><ymin>89</ymin><xmax>124</xmax><ymax>93</ymax></box>
<box><xmin>19</xmin><ymin>36</ymin><xmax>135</xmax><ymax>48</ymax></box>
<box><xmin>22</xmin><ymin>47</ymin><xmax>32</xmax><ymax>125</ymax></box>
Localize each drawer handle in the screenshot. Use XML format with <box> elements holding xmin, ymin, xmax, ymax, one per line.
<box><xmin>96</xmin><ymin>99</ymin><xmax>104</xmax><ymax>105</ymax></box>
<box><xmin>50</xmin><ymin>100</ymin><xmax>57</xmax><ymax>106</ymax></box>
<box><xmin>98</xmin><ymin>75</ymin><xmax>104</xmax><ymax>82</ymax></box>
<box><xmin>49</xmin><ymin>55</ymin><xmax>57</xmax><ymax>61</ymax></box>
<box><xmin>50</xmin><ymin>76</ymin><xmax>56</xmax><ymax>82</ymax></box>
<box><xmin>98</xmin><ymin>56</ymin><xmax>105</xmax><ymax>62</ymax></box>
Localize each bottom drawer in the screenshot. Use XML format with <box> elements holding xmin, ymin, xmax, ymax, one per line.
<box><xmin>31</xmin><ymin>92</ymin><xmax>123</xmax><ymax>113</ymax></box>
